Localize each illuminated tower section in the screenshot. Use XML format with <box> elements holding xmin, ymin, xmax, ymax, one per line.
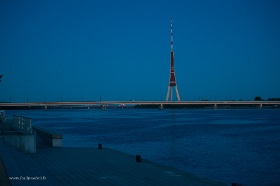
<box><xmin>166</xmin><ymin>18</ymin><xmax>181</xmax><ymax>101</ymax></box>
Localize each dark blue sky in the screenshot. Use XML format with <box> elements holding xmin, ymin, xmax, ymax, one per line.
<box><xmin>1</xmin><ymin>0</ymin><xmax>280</xmax><ymax>102</ymax></box>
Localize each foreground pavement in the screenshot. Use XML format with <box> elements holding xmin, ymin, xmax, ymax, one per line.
<box><xmin>0</xmin><ymin>138</ymin><xmax>227</xmax><ymax>186</ymax></box>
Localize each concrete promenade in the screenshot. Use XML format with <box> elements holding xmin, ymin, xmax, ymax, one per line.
<box><xmin>0</xmin><ymin>138</ymin><xmax>227</xmax><ymax>186</ymax></box>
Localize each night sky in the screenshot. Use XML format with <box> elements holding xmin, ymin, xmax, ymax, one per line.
<box><xmin>1</xmin><ymin>0</ymin><xmax>280</xmax><ymax>102</ymax></box>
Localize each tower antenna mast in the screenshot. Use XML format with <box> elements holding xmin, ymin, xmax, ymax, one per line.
<box><xmin>166</xmin><ymin>18</ymin><xmax>181</xmax><ymax>101</ymax></box>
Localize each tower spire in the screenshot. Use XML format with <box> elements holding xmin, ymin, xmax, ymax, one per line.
<box><xmin>170</xmin><ymin>17</ymin><xmax>174</xmax><ymax>51</ymax></box>
<box><xmin>166</xmin><ymin>18</ymin><xmax>181</xmax><ymax>101</ymax></box>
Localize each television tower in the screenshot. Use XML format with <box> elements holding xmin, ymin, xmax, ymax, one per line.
<box><xmin>166</xmin><ymin>18</ymin><xmax>181</xmax><ymax>101</ymax></box>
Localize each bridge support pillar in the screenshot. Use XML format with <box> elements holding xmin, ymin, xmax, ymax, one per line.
<box><xmin>214</xmin><ymin>104</ymin><xmax>217</xmax><ymax>109</ymax></box>
<box><xmin>101</xmin><ymin>105</ymin><xmax>106</xmax><ymax>111</ymax></box>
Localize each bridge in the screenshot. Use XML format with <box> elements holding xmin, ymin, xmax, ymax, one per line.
<box><xmin>1</xmin><ymin>101</ymin><xmax>280</xmax><ymax>109</ymax></box>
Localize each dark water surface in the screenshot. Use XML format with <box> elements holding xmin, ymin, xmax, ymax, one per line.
<box><xmin>6</xmin><ymin>109</ymin><xmax>280</xmax><ymax>186</ymax></box>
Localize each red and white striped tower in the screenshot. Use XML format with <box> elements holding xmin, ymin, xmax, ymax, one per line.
<box><xmin>166</xmin><ymin>18</ymin><xmax>181</xmax><ymax>101</ymax></box>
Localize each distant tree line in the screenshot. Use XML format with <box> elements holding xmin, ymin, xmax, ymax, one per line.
<box><xmin>254</xmin><ymin>96</ymin><xmax>280</xmax><ymax>101</ymax></box>
<box><xmin>267</xmin><ymin>98</ymin><xmax>280</xmax><ymax>101</ymax></box>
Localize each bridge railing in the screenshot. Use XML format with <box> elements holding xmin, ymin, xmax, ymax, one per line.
<box><xmin>12</xmin><ymin>115</ymin><xmax>34</xmax><ymax>134</ymax></box>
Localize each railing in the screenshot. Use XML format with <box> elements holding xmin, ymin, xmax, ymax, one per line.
<box><xmin>0</xmin><ymin>110</ymin><xmax>6</xmax><ymax>123</ymax></box>
<box><xmin>12</xmin><ymin>115</ymin><xmax>34</xmax><ymax>134</ymax></box>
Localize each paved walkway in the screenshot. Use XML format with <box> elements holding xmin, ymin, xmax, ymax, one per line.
<box><xmin>0</xmin><ymin>137</ymin><xmax>227</xmax><ymax>186</ymax></box>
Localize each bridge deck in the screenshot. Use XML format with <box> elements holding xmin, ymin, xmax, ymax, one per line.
<box><xmin>1</xmin><ymin>100</ymin><xmax>280</xmax><ymax>107</ymax></box>
<box><xmin>0</xmin><ymin>138</ymin><xmax>226</xmax><ymax>186</ymax></box>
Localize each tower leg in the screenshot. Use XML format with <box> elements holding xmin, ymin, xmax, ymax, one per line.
<box><xmin>175</xmin><ymin>86</ymin><xmax>181</xmax><ymax>101</ymax></box>
<box><xmin>166</xmin><ymin>86</ymin><xmax>171</xmax><ymax>101</ymax></box>
<box><xmin>170</xmin><ymin>87</ymin><xmax>173</xmax><ymax>101</ymax></box>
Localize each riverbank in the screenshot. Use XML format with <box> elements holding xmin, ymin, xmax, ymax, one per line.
<box><xmin>0</xmin><ymin>138</ymin><xmax>226</xmax><ymax>186</ymax></box>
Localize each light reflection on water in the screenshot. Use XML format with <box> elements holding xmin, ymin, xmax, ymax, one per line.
<box><xmin>6</xmin><ymin>108</ymin><xmax>280</xmax><ymax>186</ymax></box>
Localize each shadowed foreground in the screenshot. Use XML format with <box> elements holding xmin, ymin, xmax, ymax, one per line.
<box><xmin>0</xmin><ymin>138</ymin><xmax>226</xmax><ymax>186</ymax></box>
